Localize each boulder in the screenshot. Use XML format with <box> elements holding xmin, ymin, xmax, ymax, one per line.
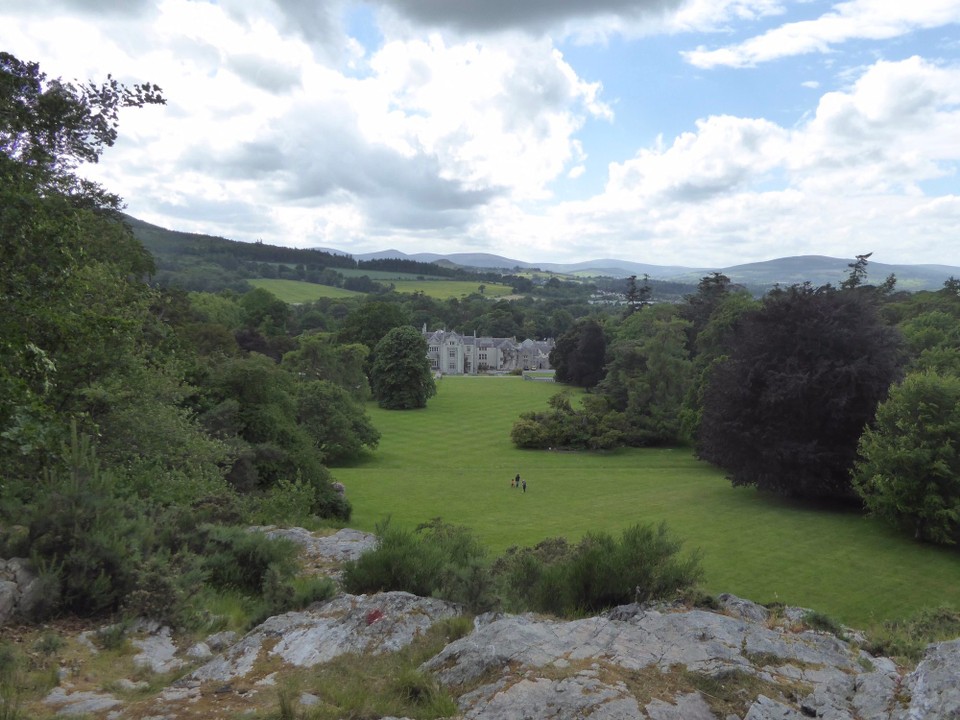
<box><xmin>188</xmin><ymin>591</ymin><xmax>461</xmax><ymax>683</ymax></box>
<box><xmin>44</xmin><ymin>687</ymin><xmax>122</xmax><ymax>716</ymax></box>
<box><xmin>0</xmin><ymin>557</ymin><xmax>43</xmax><ymax>624</ymax></box>
<box><xmin>897</xmin><ymin>638</ymin><xmax>960</xmax><ymax>719</ymax></box>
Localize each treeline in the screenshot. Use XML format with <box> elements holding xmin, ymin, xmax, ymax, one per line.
<box><xmin>524</xmin><ymin>266</ymin><xmax>960</xmax><ymax>545</ymax></box>
<box><xmin>131</xmin><ymin>217</ymin><xmax>565</xmax><ymax>295</ymax></box>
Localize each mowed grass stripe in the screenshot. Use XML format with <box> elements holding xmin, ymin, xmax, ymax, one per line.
<box><xmin>332</xmin><ymin>376</ymin><xmax>960</xmax><ymax>626</ymax></box>
<box><xmin>249</xmin><ymin>277</ymin><xmax>513</xmax><ymax>302</ymax></box>
<box><xmin>249</xmin><ymin>279</ymin><xmax>361</xmax><ymax>302</ymax></box>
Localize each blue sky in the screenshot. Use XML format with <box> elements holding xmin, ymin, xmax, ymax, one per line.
<box><xmin>4</xmin><ymin>0</ymin><xmax>960</xmax><ymax>267</ymax></box>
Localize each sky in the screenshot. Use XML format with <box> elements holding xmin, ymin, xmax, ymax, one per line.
<box><xmin>4</xmin><ymin>0</ymin><xmax>960</xmax><ymax>268</ymax></box>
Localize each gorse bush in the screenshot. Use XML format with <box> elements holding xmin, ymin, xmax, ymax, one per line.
<box><xmin>16</xmin><ymin>428</ymin><xmax>148</xmax><ymax>616</ymax></box>
<box><xmin>345</xmin><ymin>518</ymin><xmax>702</xmax><ymax>617</ymax></box>
<box><xmin>342</xmin><ymin>518</ymin><xmax>495</xmax><ymax>613</ymax></box>
<box><xmin>494</xmin><ymin>522</ymin><xmax>703</xmax><ymax>616</ymax></box>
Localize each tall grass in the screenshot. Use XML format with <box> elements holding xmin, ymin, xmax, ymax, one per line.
<box><xmin>333</xmin><ymin>376</ymin><xmax>960</xmax><ymax>626</ymax></box>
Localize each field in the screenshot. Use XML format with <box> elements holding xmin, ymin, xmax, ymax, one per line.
<box><xmin>333</xmin><ymin>376</ymin><xmax>960</xmax><ymax>627</ymax></box>
<box><xmin>249</xmin><ymin>279</ymin><xmax>361</xmax><ymax>301</ymax></box>
<box><xmin>249</xmin><ymin>277</ymin><xmax>512</xmax><ymax>302</ymax></box>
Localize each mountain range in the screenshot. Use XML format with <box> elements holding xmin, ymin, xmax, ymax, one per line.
<box><xmin>319</xmin><ymin>248</ymin><xmax>960</xmax><ymax>292</ymax></box>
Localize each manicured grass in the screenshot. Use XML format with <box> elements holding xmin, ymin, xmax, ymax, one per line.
<box><xmin>249</xmin><ymin>277</ymin><xmax>513</xmax><ymax>301</ymax></box>
<box><xmin>333</xmin><ymin>376</ymin><xmax>960</xmax><ymax>627</ymax></box>
<box><xmin>249</xmin><ymin>278</ymin><xmax>361</xmax><ymax>302</ymax></box>
<box><xmin>388</xmin><ymin>279</ymin><xmax>513</xmax><ymax>299</ymax></box>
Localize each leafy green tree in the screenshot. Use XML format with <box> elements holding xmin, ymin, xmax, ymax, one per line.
<box><xmin>297</xmin><ymin>380</ymin><xmax>380</xmax><ymax>464</ymax></box>
<box><xmin>853</xmin><ymin>371</ymin><xmax>960</xmax><ymax>544</ymax></box>
<box><xmin>550</xmin><ymin>318</ymin><xmax>606</xmax><ymax>388</ymax></box>
<box><xmin>898</xmin><ymin>310</ymin><xmax>960</xmax><ymax>376</ymax></box>
<box><xmin>679</xmin><ymin>272</ymin><xmax>735</xmax><ymax>354</ymax></box>
<box><xmin>598</xmin><ymin>305</ymin><xmax>693</xmax><ymax>445</ymax></box>
<box><xmin>697</xmin><ymin>283</ymin><xmax>904</xmax><ymax>500</ymax></box>
<box><xmin>338</xmin><ymin>301</ymin><xmax>411</xmax><ymax>378</ymax></box>
<box><xmin>240</xmin><ymin>287</ymin><xmax>290</xmax><ymax>336</ymax></box>
<box><xmin>370</xmin><ymin>326</ymin><xmax>436</xmax><ymax>409</ymax></box>
<box><xmin>1</xmin><ymin>52</ymin><xmax>164</xmax><ymax>477</ymax></box>
<box><xmin>282</xmin><ymin>333</ymin><xmax>371</xmax><ymax>400</ymax></box>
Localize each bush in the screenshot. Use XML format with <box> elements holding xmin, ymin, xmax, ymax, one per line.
<box><xmin>865</xmin><ymin>606</ymin><xmax>960</xmax><ymax>664</ymax></box>
<box><xmin>23</xmin><ymin>430</ymin><xmax>149</xmax><ymax>616</ymax></box>
<box><xmin>197</xmin><ymin>525</ymin><xmax>299</xmax><ymax>595</ymax></box>
<box><xmin>342</xmin><ymin>518</ymin><xmax>494</xmax><ymax>612</ymax></box>
<box><xmin>493</xmin><ymin>522</ymin><xmax>702</xmax><ymax>617</ymax></box>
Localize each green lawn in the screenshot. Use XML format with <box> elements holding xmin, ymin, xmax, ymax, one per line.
<box><xmin>388</xmin><ymin>279</ymin><xmax>513</xmax><ymax>299</ymax></box>
<box><xmin>249</xmin><ymin>277</ymin><xmax>512</xmax><ymax>302</ymax></box>
<box><xmin>333</xmin><ymin>376</ymin><xmax>960</xmax><ymax>627</ymax></box>
<box><xmin>249</xmin><ymin>279</ymin><xmax>361</xmax><ymax>302</ymax></box>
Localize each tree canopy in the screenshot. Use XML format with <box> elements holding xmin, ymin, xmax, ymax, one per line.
<box><xmin>853</xmin><ymin>371</ymin><xmax>960</xmax><ymax>544</ymax></box>
<box><xmin>696</xmin><ymin>283</ymin><xmax>904</xmax><ymax>500</ymax></box>
<box><xmin>370</xmin><ymin>326</ymin><xmax>436</xmax><ymax>409</ymax></box>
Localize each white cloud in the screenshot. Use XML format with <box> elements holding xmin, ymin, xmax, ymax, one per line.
<box><xmin>468</xmin><ymin>56</ymin><xmax>960</xmax><ymax>266</ymax></box>
<box><xmin>683</xmin><ymin>0</ymin><xmax>960</xmax><ymax>68</ymax></box>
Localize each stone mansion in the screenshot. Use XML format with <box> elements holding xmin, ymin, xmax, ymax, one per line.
<box><xmin>423</xmin><ymin>327</ymin><xmax>555</xmax><ymax>376</ymax></box>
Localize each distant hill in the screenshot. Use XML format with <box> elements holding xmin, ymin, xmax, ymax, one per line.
<box><xmin>123</xmin><ymin>215</ymin><xmax>958</xmax><ymax>294</ymax></box>
<box><xmin>320</xmin><ymin>247</ymin><xmax>960</xmax><ymax>292</ymax></box>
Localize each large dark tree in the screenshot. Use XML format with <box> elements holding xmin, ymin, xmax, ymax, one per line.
<box><xmin>696</xmin><ymin>284</ymin><xmax>904</xmax><ymax>500</ymax></box>
<box><xmin>370</xmin><ymin>326</ymin><xmax>436</xmax><ymax>409</ymax></box>
<box><xmin>550</xmin><ymin>318</ymin><xmax>607</xmax><ymax>388</ymax></box>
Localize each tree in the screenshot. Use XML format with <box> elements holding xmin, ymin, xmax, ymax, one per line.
<box><xmin>1</xmin><ymin>53</ymin><xmax>164</xmax><ymax>478</ymax></box>
<box><xmin>853</xmin><ymin>371</ymin><xmax>960</xmax><ymax>544</ymax></box>
<box><xmin>550</xmin><ymin>318</ymin><xmax>606</xmax><ymax>388</ymax></box>
<box><xmin>370</xmin><ymin>326</ymin><xmax>436</xmax><ymax>409</ymax></box>
<box><xmin>297</xmin><ymin>380</ymin><xmax>380</xmax><ymax>464</ymax></box>
<box><xmin>623</xmin><ymin>274</ymin><xmax>651</xmax><ymax>317</ymax></box>
<box><xmin>338</xmin><ymin>301</ymin><xmax>410</xmax><ymax>352</ymax></box>
<box><xmin>1</xmin><ymin>52</ymin><xmax>164</xmax><ymax>208</ymax></box>
<box><xmin>697</xmin><ymin>283</ymin><xmax>904</xmax><ymax>500</ymax></box>
<box><xmin>598</xmin><ymin>305</ymin><xmax>693</xmax><ymax>445</ymax></box>
<box><xmin>840</xmin><ymin>253</ymin><xmax>873</xmax><ymax>290</ymax></box>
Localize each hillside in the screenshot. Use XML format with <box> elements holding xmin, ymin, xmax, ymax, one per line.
<box><xmin>323</xmin><ymin>247</ymin><xmax>960</xmax><ymax>291</ymax></box>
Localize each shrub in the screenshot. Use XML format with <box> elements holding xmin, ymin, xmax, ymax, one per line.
<box><xmin>865</xmin><ymin>606</ymin><xmax>960</xmax><ymax>664</ymax></box>
<box><xmin>23</xmin><ymin>429</ymin><xmax>149</xmax><ymax>616</ymax></box>
<box><xmin>493</xmin><ymin>522</ymin><xmax>702</xmax><ymax>617</ymax></box>
<box><xmin>342</xmin><ymin>518</ymin><xmax>494</xmax><ymax>612</ymax></box>
<box><xmin>197</xmin><ymin>525</ymin><xmax>299</xmax><ymax>595</ymax></box>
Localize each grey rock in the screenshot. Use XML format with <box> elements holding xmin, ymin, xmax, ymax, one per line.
<box><xmin>116</xmin><ymin>678</ymin><xmax>150</xmax><ymax>691</ymax></box>
<box><xmin>897</xmin><ymin>638</ymin><xmax>960</xmax><ymax>720</ymax></box>
<box><xmin>189</xmin><ymin>591</ymin><xmax>460</xmax><ymax>682</ymax></box>
<box><xmin>423</xmin><ymin>606</ymin><xmax>859</xmax><ymax>689</ymax></box>
<box><xmin>0</xmin><ymin>580</ymin><xmax>16</xmax><ymax>624</ymax></box>
<box><xmin>251</xmin><ymin>526</ymin><xmax>377</xmax><ymax>565</ymax></box>
<box><xmin>299</xmin><ymin>692</ymin><xmax>320</xmax><ymax>706</ymax></box>
<box><xmin>645</xmin><ymin>692</ymin><xmax>716</xmax><ymax>720</ymax></box>
<box><xmin>458</xmin><ymin>672</ymin><xmax>642</xmax><ymax>719</ymax></box>
<box><xmin>718</xmin><ymin>593</ymin><xmax>770</xmax><ymax>624</ymax></box>
<box><xmin>204</xmin><ymin>630</ymin><xmax>238</xmax><ymax>651</ymax></box>
<box><xmin>186</xmin><ymin>641</ymin><xmax>213</xmax><ymax>660</ymax></box>
<box><xmin>0</xmin><ymin>557</ymin><xmax>41</xmax><ymax>624</ymax></box>
<box><xmin>744</xmin><ymin>694</ymin><xmax>806</xmax><ymax>720</ymax></box>
<box><xmin>132</xmin><ymin>626</ymin><xmax>184</xmax><ymax>674</ymax></box>
<box><xmin>44</xmin><ymin>687</ymin><xmax>122</xmax><ymax>716</ymax></box>
<box><xmin>851</xmin><ymin>659</ymin><xmax>900</xmax><ymax>720</ymax></box>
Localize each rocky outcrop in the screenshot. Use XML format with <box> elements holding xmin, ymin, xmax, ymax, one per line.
<box><xmin>188</xmin><ymin>591</ymin><xmax>461</xmax><ymax>683</ymax></box>
<box><xmin>0</xmin><ymin>557</ymin><xmax>44</xmax><ymax>625</ymax></box>
<box><xmin>422</xmin><ymin>598</ymin><xmax>958</xmax><ymax>720</ymax></box>
<box><xmin>251</xmin><ymin>526</ymin><xmax>378</xmax><ymax>579</ymax></box>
